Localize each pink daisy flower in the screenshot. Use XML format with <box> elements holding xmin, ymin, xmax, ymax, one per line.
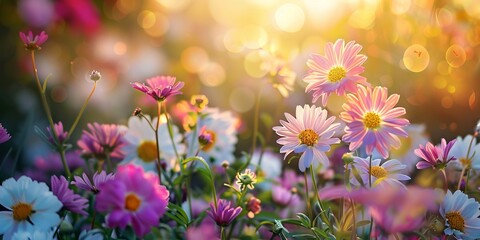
<box><xmin>340</xmin><ymin>86</ymin><xmax>409</xmax><ymax>158</ymax></box>
<box><xmin>46</xmin><ymin>121</ymin><xmax>68</xmax><ymax>145</ymax></box>
<box><xmin>131</xmin><ymin>76</ymin><xmax>184</xmax><ymax>102</ymax></box>
<box><xmin>19</xmin><ymin>30</ymin><xmax>48</xmax><ymax>50</ymax></box>
<box><xmin>77</xmin><ymin>123</ymin><xmax>126</xmax><ymax>160</ymax></box>
<box><xmin>304</xmin><ymin>39</ymin><xmax>369</xmax><ymax>106</ymax></box>
<box><xmin>273</xmin><ymin>105</ymin><xmax>340</xmax><ymax>172</ymax></box>
<box><xmin>95</xmin><ymin>164</ymin><xmax>169</xmax><ymax>237</ymax></box>
<box><xmin>415</xmin><ymin>138</ymin><xmax>456</xmax><ymax>170</ymax></box>
<box><xmin>0</xmin><ymin>123</ymin><xmax>11</xmax><ymax>144</ymax></box>
<box><xmin>207</xmin><ymin>199</ymin><xmax>242</xmax><ymax>227</ymax></box>
<box><xmin>71</xmin><ymin>171</ymin><xmax>114</xmax><ymax>193</ymax></box>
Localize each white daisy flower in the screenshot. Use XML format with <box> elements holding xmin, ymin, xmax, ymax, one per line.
<box><xmin>12</xmin><ymin>230</ymin><xmax>54</xmax><ymax>240</ymax></box>
<box><xmin>389</xmin><ymin>124</ymin><xmax>429</xmax><ymax>174</ymax></box>
<box><xmin>186</xmin><ymin>107</ymin><xmax>238</xmax><ymax>165</ymax></box>
<box><xmin>440</xmin><ymin>190</ymin><xmax>480</xmax><ymax>239</ymax></box>
<box><xmin>449</xmin><ymin>135</ymin><xmax>480</xmax><ymax>170</ymax></box>
<box><xmin>350</xmin><ymin>157</ymin><xmax>410</xmax><ymax>188</ymax></box>
<box><xmin>0</xmin><ymin>176</ymin><xmax>62</xmax><ymax>239</ymax></box>
<box><xmin>122</xmin><ymin>115</ymin><xmax>185</xmax><ymax>172</ymax></box>
<box><xmin>249</xmin><ymin>149</ymin><xmax>282</xmax><ymax>180</ymax></box>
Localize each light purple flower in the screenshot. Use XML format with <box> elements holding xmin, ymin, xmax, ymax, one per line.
<box><xmin>51</xmin><ymin>175</ymin><xmax>88</xmax><ymax>215</ymax></box>
<box><xmin>95</xmin><ymin>164</ymin><xmax>169</xmax><ymax>237</ymax></box>
<box><xmin>77</xmin><ymin>123</ymin><xmax>126</xmax><ymax>160</ymax></box>
<box><xmin>47</xmin><ymin>122</ymin><xmax>68</xmax><ymax>145</ymax></box>
<box><xmin>415</xmin><ymin>138</ymin><xmax>456</xmax><ymax>170</ymax></box>
<box><xmin>131</xmin><ymin>76</ymin><xmax>184</xmax><ymax>102</ymax></box>
<box><xmin>440</xmin><ymin>190</ymin><xmax>480</xmax><ymax>239</ymax></box>
<box><xmin>0</xmin><ymin>124</ymin><xmax>11</xmax><ymax>144</ymax></box>
<box><xmin>207</xmin><ymin>199</ymin><xmax>242</xmax><ymax>227</ymax></box>
<box><xmin>71</xmin><ymin>171</ymin><xmax>113</xmax><ymax>193</ymax></box>
<box><xmin>350</xmin><ymin>157</ymin><xmax>410</xmax><ymax>188</ymax></box>
<box><xmin>19</xmin><ymin>30</ymin><xmax>48</xmax><ymax>50</ymax></box>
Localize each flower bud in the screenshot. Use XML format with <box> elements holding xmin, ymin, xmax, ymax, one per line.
<box><xmin>89</xmin><ymin>70</ymin><xmax>101</xmax><ymax>81</ymax></box>
<box><xmin>132</xmin><ymin>108</ymin><xmax>142</xmax><ymax>116</ymax></box>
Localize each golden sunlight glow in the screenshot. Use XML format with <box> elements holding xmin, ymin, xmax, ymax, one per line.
<box><xmin>143</xmin><ymin>13</ymin><xmax>169</xmax><ymax>37</ymax></box>
<box><xmin>391</xmin><ymin>0</ymin><xmax>412</xmax><ymax>15</ymax></box>
<box><xmin>199</xmin><ymin>62</ymin><xmax>226</xmax><ymax>87</ymax></box>
<box><xmin>137</xmin><ymin>11</ymin><xmax>156</xmax><ymax>29</ymax></box>
<box><xmin>229</xmin><ymin>87</ymin><xmax>255</xmax><ymax>113</ymax></box>
<box><xmin>181</xmin><ymin>47</ymin><xmax>209</xmax><ymax>73</ymax></box>
<box><xmin>274</xmin><ymin>3</ymin><xmax>305</xmax><ymax>33</ymax></box>
<box><xmin>446</xmin><ymin>45</ymin><xmax>466</xmax><ymax>68</ymax></box>
<box><xmin>441</xmin><ymin>96</ymin><xmax>453</xmax><ymax>109</ymax></box>
<box><xmin>114</xmin><ymin>41</ymin><xmax>127</xmax><ymax>55</ymax></box>
<box><xmin>403</xmin><ymin>44</ymin><xmax>430</xmax><ymax>72</ymax></box>
<box><xmin>349</xmin><ymin>8</ymin><xmax>376</xmax><ymax>29</ymax></box>
<box><xmin>156</xmin><ymin>0</ymin><xmax>190</xmax><ymax>12</ymax></box>
<box><xmin>244</xmin><ymin>50</ymin><xmax>270</xmax><ymax>78</ymax></box>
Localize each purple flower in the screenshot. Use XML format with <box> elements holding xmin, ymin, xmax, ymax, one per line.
<box><xmin>47</xmin><ymin>122</ymin><xmax>68</xmax><ymax>145</ymax></box>
<box><xmin>207</xmin><ymin>199</ymin><xmax>242</xmax><ymax>227</ymax></box>
<box><xmin>24</xmin><ymin>151</ymin><xmax>85</xmax><ymax>182</ymax></box>
<box><xmin>131</xmin><ymin>76</ymin><xmax>184</xmax><ymax>102</ymax></box>
<box><xmin>19</xmin><ymin>30</ymin><xmax>48</xmax><ymax>50</ymax></box>
<box><xmin>51</xmin><ymin>175</ymin><xmax>88</xmax><ymax>215</ymax></box>
<box><xmin>71</xmin><ymin>171</ymin><xmax>114</xmax><ymax>193</ymax></box>
<box><xmin>95</xmin><ymin>164</ymin><xmax>169</xmax><ymax>237</ymax></box>
<box><xmin>77</xmin><ymin>123</ymin><xmax>126</xmax><ymax>160</ymax></box>
<box><xmin>0</xmin><ymin>124</ymin><xmax>11</xmax><ymax>144</ymax></box>
<box><xmin>415</xmin><ymin>138</ymin><xmax>456</xmax><ymax>170</ymax></box>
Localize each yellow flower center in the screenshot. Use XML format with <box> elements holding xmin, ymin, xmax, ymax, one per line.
<box><xmin>370</xmin><ymin>166</ymin><xmax>387</xmax><ymax>178</ymax></box>
<box><xmin>202</xmin><ymin>130</ymin><xmax>217</xmax><ymax>151</ymax></box>
<box><xmin>363</xmin><ymin>112</ymin><xmax>381</xmax><ymax>130</ymax></box>
<box><xmin>12</xmin><ymin>202</ymin><xmax>33</xmax><ymax>221</ymax></box>
<box><xmin>125</xmin><ymin>193</ymin><xmax>141</xmax><ymax>212</ymax></box>
<box><xmin>459</xmin><ymin>157</ymin><xmax>471</xmax><ymax>168</ymax></box>
<box><xmin>446</xmin><ymin>211</ymin><xmax>465</xmax><ymax>231</ymax></box>
<box><xmin>298</xmin><ymin>129</ymin><xmax>319</xmax><ymax>146</ymax></box>
<box><xmin>327</xmin><ymin>66</ymin><xmax>346</xmax><ymax>82</ymax></box>
<box><xmin>137</xmin><ymin>141</ymin><xmax>157</xmax><ymax>163</ymax></box>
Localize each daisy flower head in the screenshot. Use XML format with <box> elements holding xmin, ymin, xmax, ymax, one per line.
<box><xmin>46</xmin><ymin>121</ymin><xmax>68</xmax><ymax>145</ymax></box>
<box><xmin>449</xmin><ymin>135</ymin><xmax>480</xmax><ymax>170</ymax></box>
<box><xmin>207</xmin><ymin>199</ymin><xmax>242</xmax><ymax>227</ymax></box>
<box><xmin>51</xmin><ymin>175</ymin><xmax>88</xmax><ymax>215</ymax></box>
<box><xmin>235</xmin><ymin>169</ymin><xmax>257</xmax><ymax>191</ymax></box>
<box><xmin>0</xmin><ymin>123</ymin><xmax>11</xmax><ymax>144</ymax></box>
<box><xmin>19</xmin><ymin>30</ymin><xmax>48</xmax><ymax>50</ymax></box>
<box><xmin>304</xmin><ymin>39</ymin><xmax>369</xmax><ymax>106</ymax></box>
<box><xmin>77</xmin><ymin>123</ymin><xmax>126</xmax><ymax>161</ymax></box>
<box><xmin>273</xmin><ymin>104</ymin><xmax>340</xmax><ymax>172</ymax></box>
<box><xmin>186</xmin><ymin>107</ymin><xmax>238</xmax><ymax>165</ymax></box>
<box><xmin>440</xmin><ymin>190</ymin><xmax>480</xmax><ymax>239</ymax></box>
<box><xmin>71</xmin><ymin>170</ymin><xmax>114</xmax><ymax>193</ymax></box>
<box><xmin>269</xmin><ymin>60</ymin><xmax>296</xmax><ymax>98</ymax></box>
<box><xmin>0</xmin><ymin>176</ymin><xmax>62</xmax><ymax>239</ymax></box>
<box><xmin>350</xmin><ymin>157</ymin><xmax>410</xmax><ymax>188</ymax></box>
<box><xmin>415</xmin><ymin>138</ymin><xmax>456</xmax><ymax>170</ymax></box>
<box><xmin>95</xmin><ymin>164</ymin><xmax>169</xmax><ymax>237</ymax></box>
<box><xmin>340</xmin><ymin>85</ymin><xmax>410</xmax><ymax>159</ymax></box>
<box><xmin>131</xmin><ymin>75</ymin><xmax>184</xmax><ymax>102</ymax></box>
<box><xmin>122</xmin><ymin>115</ymin><xmax>185</xmax><ymax>172</ymax></box>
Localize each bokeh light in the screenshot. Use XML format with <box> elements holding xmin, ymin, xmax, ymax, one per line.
<box><xmin>274</xmin><ymin>3</ymin><xmax>305</xmax><ymax>33</ymax></box>
<box><xmin>403</xmin><ymin>44</ymin><xmax>430</xmax><ymax>72</ymax></box>
<box><xmin>445</xmin><ymin>44</ymin><xmax>466</xmax><ymax>68</ymax></box>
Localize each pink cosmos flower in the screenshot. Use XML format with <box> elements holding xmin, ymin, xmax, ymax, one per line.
<box><xmin>19</xmin><ymin>31</ymin><xmax>48</xmax><ymax>50</ymax></box>
<box><xmin>0</xmin><ymin>124</ymin><xmax>11</xmax><ymax>144</ymax></box>
<box><xmin>51</xmin><ymin>175</ymin><xmax>88</xmax><ymax>215</ymax></box>
<box><xmin>131</xmin><ymin>76</ymin><xmax>184</xmax><ymax>102</ymax></box>
<box><xmin>96</xmin><ymin>164</ymin><xmax>169</xmax><ymax>237</ymax></box>
<box><xmin>273</xmin><ymin>105</ymin><xmax>340</xmax><ymax>172</ymax></box>
<box><xmin>71</xmin><ymin>171</ymin><xmax>114</xmax><ymax>193</ymax></box>
<box><xmin>47</xmin><ymin>121</ymin><xmax>68</xmax><ymax>145</ymax></box>
<box><xmin>340</xmin><ymin>86</ymin><xmax>410</xmax><ymax>158</ymax></box>
<box><xmin>77</xmin><ymin>123</ymin><xmax>126</xmax><ymax>160</ymax></box>
<box><xmin>207</xmin><ymin>199</ymin><xmax>242</xmax><ymax>227</ymax></box>
<box><xmin>415</xmin><ymin>138</ymin><xmax>456</xmax><ymax>170</ymax></box>
<box><xmin>304</xmin><ymin>39</ymin><xmax>369</xmax><ymax>106</ymax></box>
<box><xmin>55</xmin><ymin>0</ymin><xmax>100</xmax><ymax>36</ymax></box>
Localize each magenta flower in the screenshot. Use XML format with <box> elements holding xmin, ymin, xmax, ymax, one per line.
<box><xmin>95</xmin><ymin>164</ymin><xmax>169</xmax><ymax>237</ymax></box>
<box><xmin>71</xmin><ymin>171</ymin><xmax>114</xmax><ymax>193</ymax></box>
<box><xmin>51</xmin><ymin>175</ymin><xmax>88</xmax><ymax>215</ymax></box>
<box><xmin>77</xmin><ymin>123</ymin><xmax>126</xmax><ymax>160</ymax></box>
<box><xmin>0</xmin><ymin>124</ymin><xmax>11</xmax><ymax>144</ymax></box>
<box><xmin>207</xmin><ymin>199</ymin><xmax>242</xmax><ymax>227</ymax></box>
<box><xmin>47</xmin><ymin>122</ymin><xmax>68</xmax><ymax>145</ymax></box>
<box><xmin>304</xmin><ymin>39</ymin><xmax>369</xmax><ymax>106</ymax></box>
<box><xmin>415</xmin><ymin>138</ymin><xmax>456</xmax><ymax>170</ymax></box>
<box><xmin>273</xmin><ymin>105</ymin><xmax>340</xmax><ymax>172</ymax></box>
<box><xmin>131</xmin><ymin>76</ymin><xmax>184</xmax><ymax>102</ymax></box>
<box><xmin>19</xmin><ymin>30</ymin><xmax>48</xmax><ymax>50</ymax></box>
<box><xmin>340</xmin><ymin>86</ymin><xmax>410</xmax><ymax>158</ymax></box>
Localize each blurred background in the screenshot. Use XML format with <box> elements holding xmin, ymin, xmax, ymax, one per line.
<box><xmin>0</xmin><ymin>0</ymin><xmax>479</xmax><ymax>176</ymax></box>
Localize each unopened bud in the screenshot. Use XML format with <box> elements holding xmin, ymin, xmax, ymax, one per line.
<box><xmin>221</xmin><ymin>160</ymin><xmax>229</xmax><ymax>168</ymax></box>
<box><xmin>133</xmin><ymin>108</ymin><xmax>142</xmax><ymax>116</ymax></box>
<box><xmin>290</xmin><ymin>187</ymin><xmax>298</xmax><ymax>194</ymax></box>
<box><xmin>342</xmin><ymin>152</ymin><xmax>355</xmax><ymax>164</ymax></box>
<box><xmin>89</xmin><ymin>70</ymin><xmax>101</xmax><ymax>81</ymax></box>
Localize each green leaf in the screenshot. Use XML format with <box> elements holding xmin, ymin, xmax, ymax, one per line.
<box><xmin>297</xmin><ymin>213</ymin><xmax>312</xmax><ymax>228</ymax></box>
<box><xmin>291</xmin><ymin>233</ymin><xmax>317</xmax><ymax>239</ymax></box>
<box><xmin>166</xmin><ymin>203</ymin><xmax>189</xmax><ymax>228</ymax></box>
<box><xmin>42</xmin><ymin>73</ymin><xmax>53</xmax><ymax>93</ymax></box>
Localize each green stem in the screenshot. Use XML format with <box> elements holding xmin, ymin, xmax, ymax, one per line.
<box><xmin>440</xmin><ymin>169</ymin><xmax>448</xmax><ymax>192</ymax></box>
<box><xmin>303</xmin><ymin>171</ymin><xmax>312</xmax><ymax>220</ymax></box>
<box><xmin>457</xmin><ymin>167</ymin><xmax>466</xmax><ymax>190</ymax></box>
<box><xmin>466</xmin><ymin>169</ymin><xmax>471</xmax><ymax>193</ymax></box>
<box><xmin>245</xmin><ymin>85</ymin><xmax>263</xmax><ymax>170</ymax></box>
<box><xmin>368</xmin><ymin>156</ymin><xmax>373</xmax><ymax>238</ymax></box>
<box><xmin>104</xmin><ymin>151</ymin><xmax>113</xmax><ymax>173</ymax></box>
<box><xmin>30</xmin><ymin>51</ymin><xmax>71</xmax><ymax>179</ymax></box>
<box><xmin>162</xmin><ymin>102</ymin><xmax>180</xmax><ymax>160</ymax></box>
<box><xmin>67</xmin><ymin>81</ymin><xmax>97</xmax><ymax>140</ymax></box>
<box><xmin>310</xmin><ymin>168</ymin><xmax>331</xmax><ymax>231</ymax></box>
<box><xmin>220</xmin><ymin>226</ymin><xmax>226</xmax><ymax>240</ymax></box>
<box><xmin>154</xmin><ymin>102</ymin><xmax>164</xmax><ymax>184</ymax></box>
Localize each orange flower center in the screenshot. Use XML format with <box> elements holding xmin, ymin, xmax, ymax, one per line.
<box><xmin>298</xmin><ymin>129</ymin><xmax>319</xmax><ymax>146</ymax></box>
<box><xmin>125</xmin><ymin>193</ymin><xmax>142</xmax><ymax>212</ymax></box>
<box><xmin>446</xmin><ymin>211</ymin><xmax>465</xmax><ymax>231</ymax></box>
<box><xmin>363</xmin><ymin>112</ymin><xmax>381</xmax><ymax>130</ymax></box>
<box><xmin>137</xmin><ymin>141</ymin><xmax>157</xmax><ymax>163</ymax></box>
<box><xmin>370</xmin><ymin>166</ymin><xmax>387</xmax><ymax>178</ymax></box>
<box><xmin>12</xmin><ymin>202</ymin><xmax>33</xmax><ymax>221</ymax></box>
<box><xmin>202</xmin><ymin>130</ymin><xmax>217</xmax><ymax>151</ymax></box>
<box><xmin>327</xmin><ymin>66</ymin><xmax>346</xmax><ymax>82</ymax></box>
<box><xmin>459</xmin><ymin>157</ymin><xmax>472</xmax><ymax>168</ymax></box>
